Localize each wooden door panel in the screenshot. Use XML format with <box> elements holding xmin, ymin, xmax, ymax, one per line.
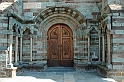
<box><xmin>50</xmin><ymin>39</ymin><xmax>59</xmax><ymax>59</ymax></box>
<box><xmin>62</xmin><ymin>38</ymin><xmax>71</xmax><ymax>59</ymax></box>
<box><xmin>50</xmin><ymin>27</ymin><xmax>58</xmax><ymax>39</ymax></box>
<box><xmin>62</xmin><ymin>27</ymin><xmax>70</xmax><ymax>37</ymax></box>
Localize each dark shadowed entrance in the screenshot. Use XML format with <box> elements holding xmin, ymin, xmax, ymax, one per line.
<box><xmin>47</xmin><ymin>24</ymin><xmax>74</xmax><ymax>67</ymax></box>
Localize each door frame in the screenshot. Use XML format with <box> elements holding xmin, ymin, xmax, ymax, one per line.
<box><xmin>47</xmin><ymin>23</ymin><xmax>74</xmax><ymax>67</ymax></box>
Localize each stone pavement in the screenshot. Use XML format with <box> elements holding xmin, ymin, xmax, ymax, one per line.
<box><xmin>0</xmin><ymin>71</ymin><xmax>117</xmax><ymax>82</ymax></box>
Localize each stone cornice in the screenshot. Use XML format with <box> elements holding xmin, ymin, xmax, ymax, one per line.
<box><xmin>5</xmin><ymin>13</ymin><xmax>34</xmax><ymax>24</ymax></box>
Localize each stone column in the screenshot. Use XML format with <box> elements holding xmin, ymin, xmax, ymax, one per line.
<box><xmin>14</xmin><ymin>35</ymin><xmax>19</xmax><ymax>66</ymax></box>
<box><xmin>19</xmin><ymin>27</ymin><xmax>23</xmax><ymax>63</ymax></box>
<box><xmin>106</xmin><ymin>31</ymin><xmax>112</xmax><ymax>68</ymax></box>
<box><xmin>20</xmin><ymin>35</ymin><xmax>23</xmax><ymax>63</ymax></box>
<box><xmin>87</xmin><ymin>34</ymin><xmax>91</xmax><ymax>64</ymax></box>
<box><xmin>98</xmin><ymin>35</ymin><xmax>101</xmax><ymax>62</ymax></box>
<box><xmin>30</xmin><ymin>35</ymin><xmax>33</xmax><ymax>62</ymax></box>
<box><xmin>102</xmin><ymin>34</ymin><xmax>105</xmax><ymax>65</ymax></box>
<box><xmin>7</xmin><ymin>34</ymin><xmax>13</xmax><ymax>68</ymax></box>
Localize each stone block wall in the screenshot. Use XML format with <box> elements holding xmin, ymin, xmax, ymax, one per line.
<box><xmin>0</xmin><ymin>10</ymin><xmax>8</xmax><ymax>49</ymax></box>
<box><xmin>22</xmin><ymin>9</ymin><xmax>42</xmax><ymax>20</ymax></box>
<box><xmin>22</xmin><ymin>29</ymin><xmax>31</xmax><ymax>62</ymax></box>
<box><xmin>0</xmin><ymin>50</ymin><xmax>17</xmax><ymax>78</ymax></box>
<box><xmin>0</xmin><ymin>50</ymin><xmax>7</xmax><ymax>77</ymax></box>
<box><xmin>74</xmin><ymin>37</ymin><xmax>88</xmax><ymax>64</ymax></box>
<box><xmin>33</xmin><ymin>36</ymin><xmax>47</xmax><ymax>62</ymax></box>
<box><xmin>111</xmin><ymin>16</ymin><xmax>124</xmax><ymax>81</ymax></box>
<box><xmin>112</xmin><ymin>13</ymin><xmax>124</xmax><ymax>70</ymax></box>
<box><xmin>90</xmin><ymin>28</ymin><xmax>99</xmax><ymax>62</ymax></box>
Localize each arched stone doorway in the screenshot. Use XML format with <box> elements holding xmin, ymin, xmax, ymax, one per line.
<box><xmin>47</xmin><ymin>24</ymin><xmax>74</xmax><ymax>67</ymax></box>
<box><xmin>34</xmin><ymin>6</ymin><xmax>86</xmax><ymax>67</ymax></box>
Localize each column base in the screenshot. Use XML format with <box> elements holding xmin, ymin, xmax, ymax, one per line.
<box><xmin>19</xmin><ymin>61</ymin><xmax>23</xmax><ymax>64</ymax></box>
<box><xmin>6</xmin><ymin>67</ymin><xmax>17</xmax><ymax>78</ymax></box>
<box><xmin>29</xmin><ymin>62</ymin><xmax>33</xmax><ymax>65</ymax></box>
<box><xmin>7</xmin><ymin>64</ymin><xmax>13</xmax><ymax>68</ymax></box>
<box><xmin>14</xmin><ymin>62</ymin><xmax>19</xmax><ymax>66</ymax></box>
<box><xmin>106</xmin><ymin>64</ymin><xmax>112</xmax><ymax>69</ymax></box>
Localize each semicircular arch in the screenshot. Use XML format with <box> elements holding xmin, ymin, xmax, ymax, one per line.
<box><xmin>35</xmin><ymin>6</ymin><xmax>86</xmax><ymax>36</ymax></box>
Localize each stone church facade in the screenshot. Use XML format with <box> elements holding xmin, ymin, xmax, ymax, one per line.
<box><xmin>0</xmin><ymin>0</ymin><xmax>124</xmax><ymax>82</ymax></box>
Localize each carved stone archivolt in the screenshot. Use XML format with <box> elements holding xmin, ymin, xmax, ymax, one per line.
<box><xmin>35</xmin><ymin>6</ymin><xmax>86</xmax><ymax>36</ymax></box>
<box><xmin>35</xmin><ymin>6</ymin><xmax>85</xmax><ymax>24</ymax></box>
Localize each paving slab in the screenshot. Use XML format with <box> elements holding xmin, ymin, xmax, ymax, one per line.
<box><xmin>64</xmin><ymin>73</ymin><xmax>75</xmax><ymax>82</ymax></box>
<box><xmin>0</xmin><ymin>70</ymin><xmax>117</xmax><ymax>82</ymax></box>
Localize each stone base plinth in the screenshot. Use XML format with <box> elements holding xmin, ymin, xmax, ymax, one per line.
<box><xmin>74</xmin><ymin>64</ymin><xmax>97</xmax><ymax>71</ymax></box>
<box><xmin>16</xmin><ymin>62</ymin><xmax>47</xmax><ymax>73</ymax></box>
<box><xmin>97</xmin><ymin>65</ymin><xmax>124</xmax><ymax>82</ymax></box>
<box><xmin>5</xmin><ymin>67</ymin><xmax>17</xmax><ymax>78</ymax></box>
<box><xmin>0</xmin><ymin>67</ymin><xmax>17</xmax><ymax>78</ymax></box>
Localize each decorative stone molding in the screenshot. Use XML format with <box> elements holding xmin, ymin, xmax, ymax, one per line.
<box><xmin>89</xmin><ymin>25</ymin><xmax>100</xmax><ymax>35</ymax></box>
<box><xmin>35</xmin><ymin>6</ymin><xmax>86</xmax><ymax>35</ymax></box>
<box><xmin>35</xmin><ymin>6</ymin><xmax>85</xmax><ymax>24</ymax></box>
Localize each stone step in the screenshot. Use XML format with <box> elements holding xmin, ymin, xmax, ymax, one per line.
<box><xmin>45</xmin><ymin>67</ymin><xmax>75</xmax><ymax>72</ymax></box>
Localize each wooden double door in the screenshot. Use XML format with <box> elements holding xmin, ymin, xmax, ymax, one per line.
<box><xmin>47</xmin><ymin>24</ymin><xmax>74</xmax><ymax>67</ymax></box>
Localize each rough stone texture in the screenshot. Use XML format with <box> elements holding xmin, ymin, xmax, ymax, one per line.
<box><xmin>90</xmin><ymin>28</ymin><xmax>99</xmax><ymax>63</ymax></box>
<box><xmin>0</xmin><ymin>50</ymin><xmax>8</xmax><ymax>70</ymax></box>
<box><xmin>0</xmin><ymin>50</ymin><xmax>16</xmax><ymax>78</ymax></box>
<box><xmin>4</xmin><ymin>67</ymin><xmax>17</xmax><ymax>78</ymax></box>
<box><xmin>74</xmin><ymin>37</ymin><xmax>88</xmax><ymax>64</ymax></box>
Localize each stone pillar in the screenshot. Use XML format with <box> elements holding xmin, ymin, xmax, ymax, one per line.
<box><xmin>102</xmin><ymin>34</ymin><xmax>105</xmax><ymax>65</ymax></box>
<box><xmin>19</xmin><ymin>27</ymin><xmax>23</xmax><ymax>63</ymax></box>
<box><xmin>87</xmin><ymin>34</ymin><xmax>91</xmax><ymax>64</ymax></box>
<box><xmin>14</xmin><ymin>35</ymin><xmax>19</xmax><ymax>66</ymax></box>
<box><xmin>20</xmin><ymin>35</ymin><xmax>23</xmax><ymax>63</ymax></box>
<box><xmin>98</xmin><ymin>35</ymin><xmax>101</xmax><ymax>62</ymax></box>
<box><xmin>29</xmin><ymin>26</ymin><xmax>34</xmax><ymax>64</ymax></box>
<box><xmin>7</xmin><ymin>34</ymin><xmax>13</xmax><ymax>68</ymax></box>
<box><xmin>30</xmin><ymin>35</ymin><xmax>33</xmax><ymax>62</ymax></box>
<box><xmin>106</xmin><ymin>31</ymin><xmax>112</xmax><ymax>68</ymax></box>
